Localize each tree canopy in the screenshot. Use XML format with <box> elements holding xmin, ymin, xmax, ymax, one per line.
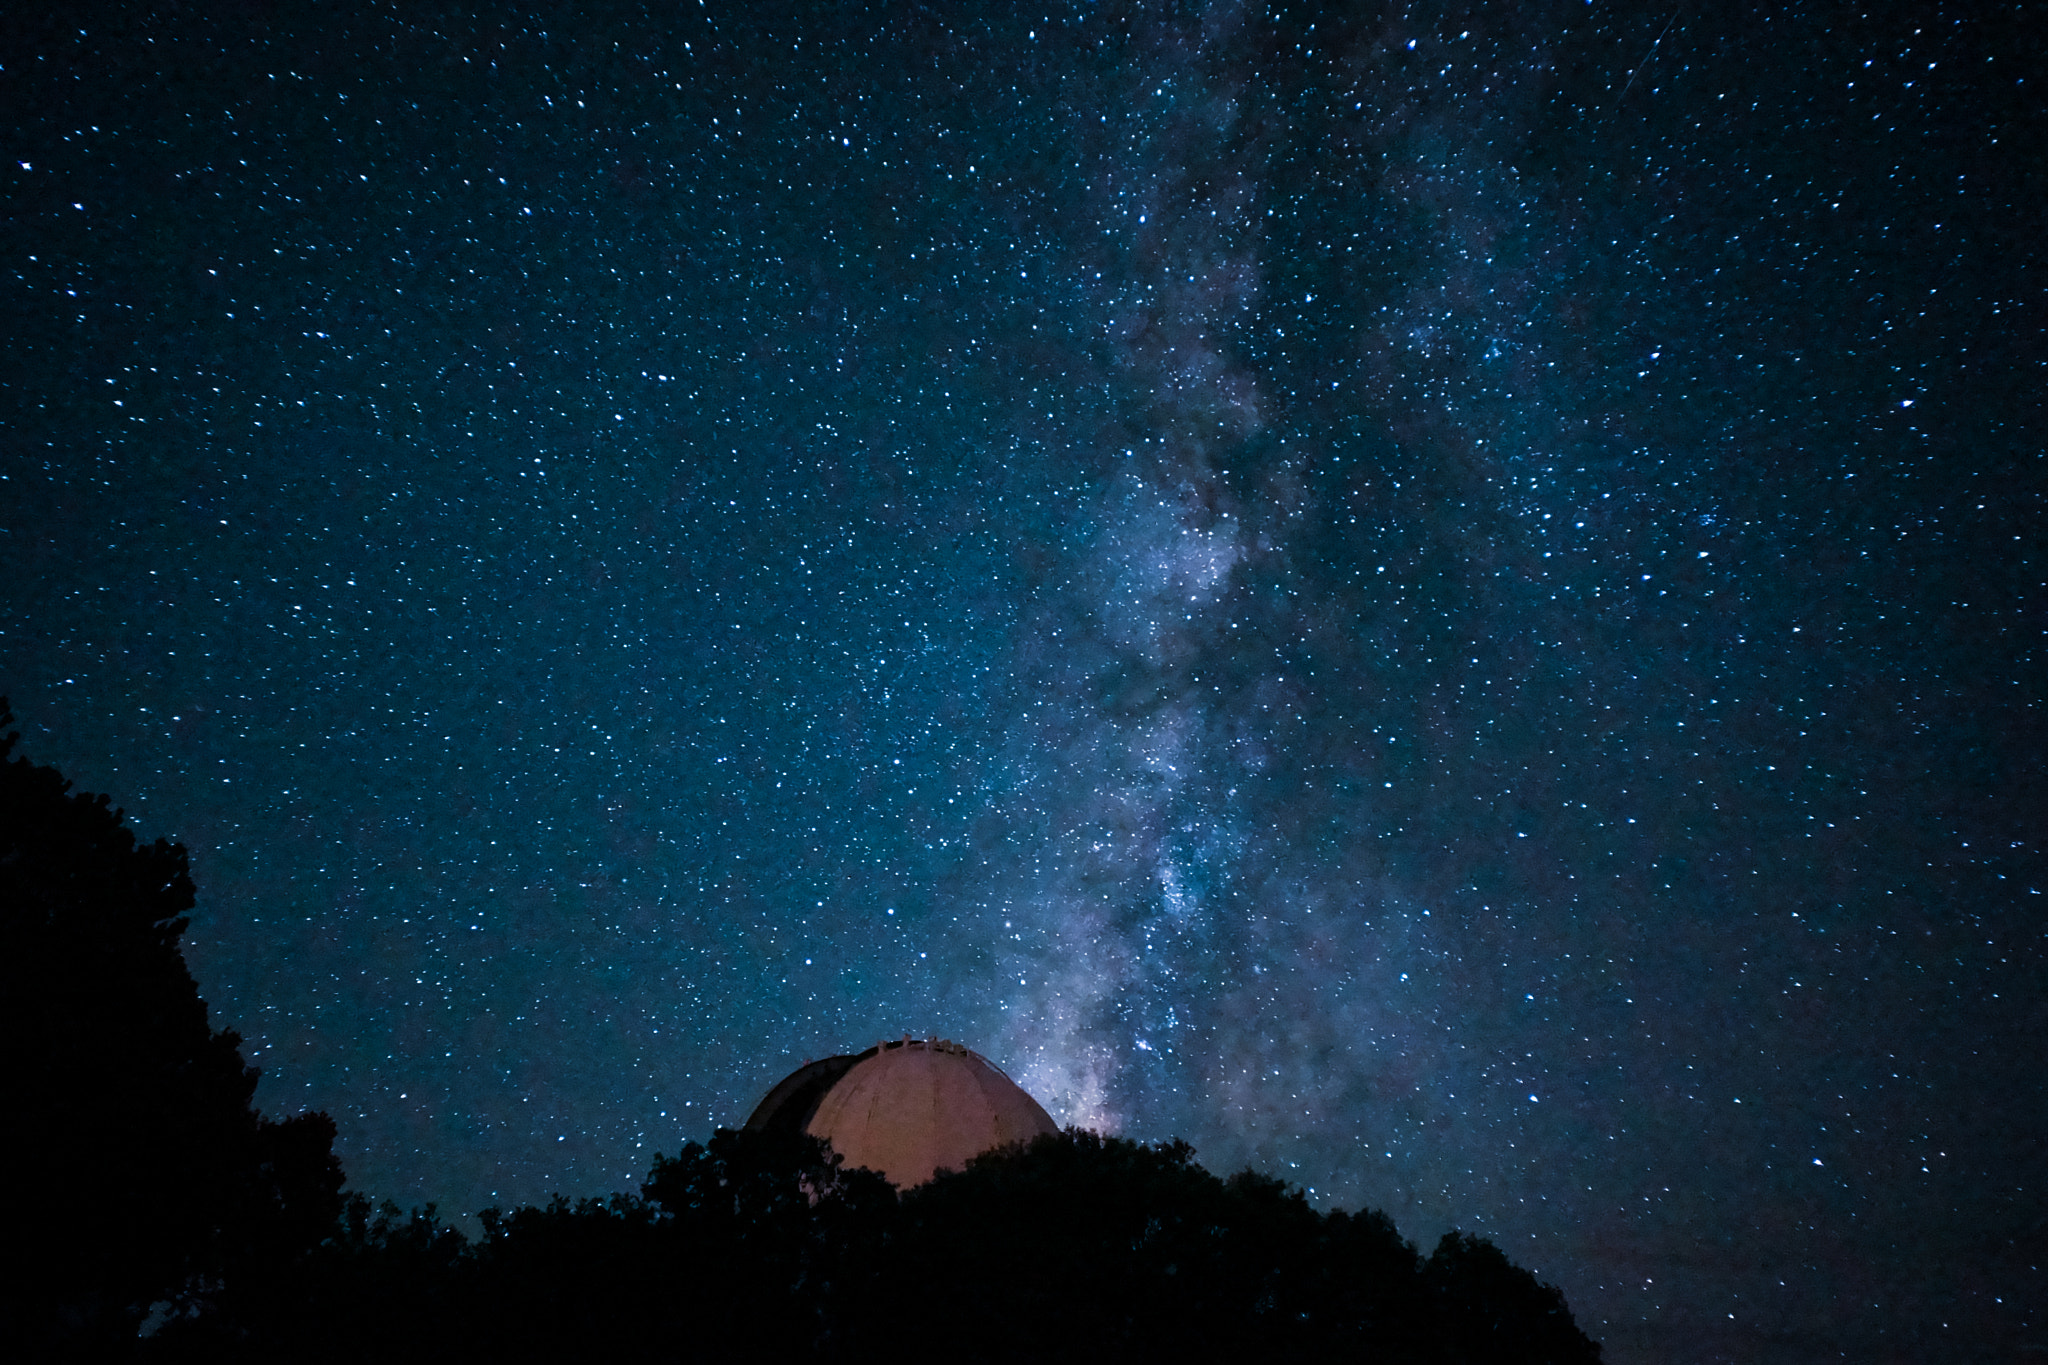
<box><xmin>162</xmin><ymin>1126</ymin><xmax>1598</xmax><ymax>1363</ymax></box>
<box><xmin>0</xmin><ymin>700</ymin><xmax>343</xmax><ymax>1353</ymax></box>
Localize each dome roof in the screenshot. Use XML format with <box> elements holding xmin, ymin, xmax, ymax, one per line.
<box><xmin>746</xmin><ymin>1037</ymin><xmax>1058</xmax><ymax>1188</ymax></box>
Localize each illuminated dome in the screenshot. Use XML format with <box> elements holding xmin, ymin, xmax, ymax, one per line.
<box><xmin>745</xmin><ymin>1037</ymin><xmax>1058</xmax><ymax>1188</ymax></box>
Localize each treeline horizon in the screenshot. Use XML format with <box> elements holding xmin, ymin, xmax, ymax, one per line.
<box><xmin>3</xmin><ymin>700</ymin><xmax>1600</xmax><ymax>1362</ymax></box>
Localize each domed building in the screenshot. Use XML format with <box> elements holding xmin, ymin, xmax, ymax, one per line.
<box><xmin>746</xmin><ymin>1037</ymin><xmax>1059</xmax><ymax>1188</ymax></box>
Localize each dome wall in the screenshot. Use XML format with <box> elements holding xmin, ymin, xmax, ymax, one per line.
<box><xmin>749</xmin><ymin>1038</ymin><xmax>1058</xmax><ymax>1189</ymax></box>
<box><xmin>742</xmin><ymin>1053</ymin><xmax>865</xmax><ymax>1137</ymax></box>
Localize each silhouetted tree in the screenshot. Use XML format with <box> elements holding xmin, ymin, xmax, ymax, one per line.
<box><xmin>170</xmin><ymin>1123</ymin><xmax>1598</xmax><ymax>1364</ymax></box>
<box><xmin>183</xmin><ymin>1196</ymin><xmax>471</xmax><ymax>1362</ymax></box>
<box><xmin>637</xmin><ymin>1125</ymin><xmax>897</xmax><ymax>1359</ymax></box>
<box><xmin>860</xmin><ymin>1130</ymin><xmax>1264</xmax><ymax>1357</ymax></box>
<box><xmin>0</xmin><ymin>701</ymin><xmax>343</xmax><ymax>1352</ymax></box>
<box><xmin>461</xmin><ymin>1195</ymin><xmax>678</xmax><ymax>1361</ymax></box>
<box><xmin>1424</xmin><ymin>1229</ymin><xmax>1600</xmax><ymax>1364</ymax></box>
<box><xmin>849</xmin><ymin>1128</ymin><xmax>1558</xmax><ymax>1363</ymax></box>
<box><xmin>190</xmin><ymin>1128</ymin><xmax>895</xmax><ymax>1363</ymax></box>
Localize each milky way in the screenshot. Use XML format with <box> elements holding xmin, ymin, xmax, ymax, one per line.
<box><xmin>4</xmin><ymin>4</ymin><xmax>2040</xmax><ymax>1361</ymax></box>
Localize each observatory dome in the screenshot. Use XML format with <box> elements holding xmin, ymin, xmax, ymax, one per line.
<box><xmin>745</xmin><ymin>1037</ymin><xmax>1058</xmax><ymax>1189</ymax></box>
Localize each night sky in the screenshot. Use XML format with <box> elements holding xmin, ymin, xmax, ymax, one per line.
<box><xmin>4</xmin><ymin>2</ymin><xmax>2042</xmax><ymax>1360</ymax></box>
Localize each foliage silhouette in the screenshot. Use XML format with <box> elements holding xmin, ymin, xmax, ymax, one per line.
<box><xmin>0</xmin><ymin>701</ymin><xmax>343</xmax><ymax>1353</ymax></box>
<box><xmin>169</xmin><ymin>1126</ymin><xmax>1597</xmax><ymax>1364</ymax></box>
<box><xmin>1424</xmin><ymin>1229</ymin><xmax>1604</xmax><ymax>1365</ymax></box>
<box><xmin>857</xmin><ymin>1128</ymin><xmax>1597</xmax><ymax>1363</ymax></box>
<box><xmin>184</xmin><ymin>1196</ymin><xmax>470</xmax><ymax>1359</ymax></box>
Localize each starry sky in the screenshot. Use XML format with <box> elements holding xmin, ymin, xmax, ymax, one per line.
<box><xmin>3</xmin><ymin>2</ymin><xmax>2042</xmax><ymax>1360</ymax></box>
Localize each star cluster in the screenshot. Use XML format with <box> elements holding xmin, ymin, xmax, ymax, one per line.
<box><xmin>3</xmin><ymin>4</ymin><xmax>2040</xmax><ymax>1361</ymax></box>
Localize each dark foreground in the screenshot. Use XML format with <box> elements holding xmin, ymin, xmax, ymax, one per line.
<box><xmin>172</xmin><ymin>1127</ymin><xmax>1602</xmax><ymax>1364</ymax></box>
